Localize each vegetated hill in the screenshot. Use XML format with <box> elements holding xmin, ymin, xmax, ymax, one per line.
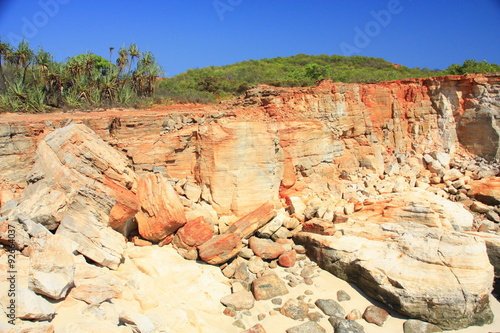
<box><xmin>157</xmin><ymin>54</ymin><xmax>500</xmax><ymax>104</ymax></box>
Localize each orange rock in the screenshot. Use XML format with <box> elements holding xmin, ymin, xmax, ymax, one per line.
<box><xmin>249</xmin><ymin>237</ymin><xmax>284</xmax><ymax>260</ymax></box>
<box><xmin>198</xmin><ymin>233</ymin><xmax>244</xmax><ymax>265</ymax></box>
<box><xmin>158</xmin><ymin>234</ymin><xmax>174</xmax><ymax>247</ymax></box>
<box><xmin>135</xmin><ymin>173</ymin><xmax>187</xmax><ymax>243</ymax></box>
<box><xmin>131</xmin><ymin>236</ymin><xmax>152</xmax><ymax>247</ymax></box>
<box><xmin>224</xmin><ymin>203</ymin><xmax>277</xmax><ymax>239</ymax></box>
<box><xmin>281</xmin><ymin>149</ymin><xmax>296</xmax><ymax>189</ymax></box>
<box><xmin>278</xmin><ymin>250</ymin><xmax>297</xmax><ymax>267</ymax></box>
<box><xmin>468</xmin><ymin>177</ymin><xmax>500</xmax><ymax>205</ymax></box>
<box><xmin>302</xmin><ymin>218</ymin><xmax>336</xmax><ymax>235</ymax></box>
<box><xmin>173</xmin><ymin>216</ymin><xmax>213</xmax><ymax>249</ymax></box>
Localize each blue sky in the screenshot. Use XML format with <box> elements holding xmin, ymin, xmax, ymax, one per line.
<box><xmin>0</xmin><ymin>0</ymin><xmax>499</xmax><ymax>77</ymax></box>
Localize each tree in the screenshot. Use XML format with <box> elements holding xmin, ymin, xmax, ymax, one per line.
<box><xmin>0</xmin><ymin>39</ymin><xmax>12</xmax><ymax>93</ymax></box>
<box><xmin>445</xmin><ymin>59</ymin><xmax>500</xmax><ymax>75</ymax></box>
<box><xmin>117</xmin><ymin>46</ymin><xmax>129</xmax><ymax>76</ymax></box>
<box><xmin>128</xmin><ymin>43</ymin><xmax>140</xmax><ymax>73</ymax></box>
<box><xmin>8</xmin><ymin>40</ymin><xmax>34</xmax><ymax>85</ymax></box>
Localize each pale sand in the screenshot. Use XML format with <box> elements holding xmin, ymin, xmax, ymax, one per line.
<box><xmin>240</xmin><ymin>265</ymin><xmax>500</xmax><ymax>333</ymax></box>
<box><xmin>1</xmin><ymin>248</ymin><xmax>498</xmax><ymax>332</ymax></box>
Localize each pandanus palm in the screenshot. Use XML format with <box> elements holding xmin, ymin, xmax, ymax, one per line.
<box><xmin>0</xmin><ymin>39</ymin><xmax>12</xmax><ymax>93</ymax></box>
<box><xmin>8</xmin><ymin>40</ymin><xmax>34</xmax><ymax>85</ymax></box>
<box><xmin>117</xmin><ymin>47</ymin><xmax>129</xmax><ymax>76</ymax></box>
<box><xmin>128</xmin><ymin>43</ymin><xmax>140</xmax><ymax>73</ymax></box>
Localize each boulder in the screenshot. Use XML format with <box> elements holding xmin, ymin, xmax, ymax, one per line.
<box><xmin>10</xmin><ymin>124</ymin><xmax>139</xmax><ymax>233</ymax></box>
<box><xmin>442</xmin><ymin>168</ymin><xmax>462</xmax><ymax>182</ymax></box>
<box><xmin>470</xmin><ymin>201</ymin><xmax>491</xmax><ymax>213</ymax></box>
<box><xmin>314</xmin><ymin>299</ymin><xmax>346</xmax><ymax>318</ymax></box>
<box><xmin>468</xmin><ymin>177</ymin><xmax>500</xmax><ymax>205</ymax></box>
<box><xmin>256</xmin><ymin>211</ymin><xmax>287</xmax><ymax>238</ymax></box>
<box><xmin>464</xmin><ymin>232</ymin><xmax>500</xmax><ymax>276</ymax></box>
<box><xmin>173</xmin><ymin>216</ymin><xmax>213</xmax><ymax>253</ymax></box>
<box><xmin>220</xmin><ymin>290</ymin><xmax>255</xmax><ymax>310</ymax></box>
<box><xmin>183</xmin><ymin>181</ymin><xmax>202</xmax><ymax>202</ymax></box>
<box><xmin>56</xmin><ymin>215</ymin><xmax>126</xmax><ymax>270</ymax></box>
<box><xmin>294</xmin><ymin>222</ymin><xmax>494</xmax><ymax>330</ymax></box>
<box><xmin>0</xmin><ymin>219</ymin><xmax>29</xmax><ymax>251</ymax></box>
<box><xmin>280</xmin><ymin>298</ymin><xmax>309</xmax><ymax>320</ymax></box>
<box><xmin>0</xmin><ymin>284</ymin><xmax>55</xmax><ymax>321</ymax></box>
<box><xmin>251</xmin><ymin>273</ymin><xmax>288</xmax><ymax>300</ymax></box>
<box><xmin>249</xmin><ymin>237</ymin><xmax>284</xmax><ymax>260</ymax></box>
<box><xmin>29</xmin><ymin>234</ymin><xmax>75</xmax><ymax>300</ymax></box>
<box><xmin>135</xmin><ymin>173</ymin><xmax>187</xmax><ymax>242</ymax></box>
<box><xmin>198</xmin><ymin>233</ymin><xmax>244</xmax><ymax>265</ymax></box>
<box><xmin>302</xmin><ymin>218</ymin><xmax>336</xmax><ymax>235</ymax></box>
<box><xmin>278</xmin><ymin>250</ymin><xmax>297</xmax><ymax>267</ymax></box>
<box><xmin>69</xmin><ymin>284</ymin><xmax>119</xmax><ymax>305</ymax></box>
<box><xmin>289</xmin><ymin>197</ymin><xmax>307</xmax><ymax>217</ymax></box>
<box><xmin>119</xmin><ymin>312</ymin><xmax>155</xmax><ymax>333</ymax></box>
<box><xmin>224</xmin><ymin>203</ymin><xmax>277</xmax><ymax>239</ymax></box>
<box><xmin>362</xmin><ymin>305</ymin><xmax>389</xmax><ymax>326</ymax></box>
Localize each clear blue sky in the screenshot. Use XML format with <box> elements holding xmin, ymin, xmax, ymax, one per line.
<box><xmin>0</xmin><ymin>0</ymin><xmax>499</xmax><ymax>77</ymax></box>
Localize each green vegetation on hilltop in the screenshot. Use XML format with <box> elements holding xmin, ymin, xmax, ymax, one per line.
<box><xmin>157</xmin><ymin>54</ymin><xmax>445</xmax><ymax>103</ymax></box>
<box><xmin>0</xmin><ymin>40</ymin><xmax>499</xmax><ymax>112</ymax></box>
<box><xmin>0</xmin><ymin>40</ymin><xmax>162</xmax><ymax>112</ymax></box>
<box><xmin>157</xmin><ymin>55</ymin><xmax>500</xmax><ymax>104</ymax></box>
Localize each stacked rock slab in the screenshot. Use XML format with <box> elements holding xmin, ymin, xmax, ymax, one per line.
<box><xmin>10</xmin><ymin>124</ymin><xmax>139</xmax><ymax>269</ymax></box>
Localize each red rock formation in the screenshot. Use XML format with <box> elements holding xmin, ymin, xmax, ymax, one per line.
<box><xmin>173</xmin><ymin>216</ymin><xmax>213</xmax><ymax>249</ymax></box>
<box><xmin>135</xmin><ymin>173</ymin><xmax>187</xmax><ymax>243</ymax></box>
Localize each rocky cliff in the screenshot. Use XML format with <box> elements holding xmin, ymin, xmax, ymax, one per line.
<box><xmin>1</xmin><ymin>74</ymin><xmax>500</xmax><ymax>332</ymax></box>
<box><xmin>1</xmin><ymin>74</ymin><xmax>499</xmax><ymax>216</ymax></box>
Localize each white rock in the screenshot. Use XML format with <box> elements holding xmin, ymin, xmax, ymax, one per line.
<box><xmin>56</xmin><ymin>215</ymin><xmax>126</xmax><ymax>270</ymax></box>
<box><xmin>443</xmin><ymin>168</ymin><xmax>463</xmax><ymax>182</ymax></box>
<box><xmin>183</xmin><ymin>182</ymin><xmax>202</xmax><ymax>203</ymax></box>
<box><xmin>433</xmin><ymin>152</ymin><xmax>451</xmax><ymax>167</ymax></box>
<box><xmin>0</xmin><ymin>284</ymin><xmax>55</xmax><ymax>321</ymax></box>
<box><xmin>257</xmin><ymin>212</ymin><xmax>287</xmax><ymax>238</ymax></box>
<box><xmin>289</xmin><ymin>197</ymin><xmax>306</xmax><ymax>217</ymax></box>
<box><xmin>120</xmin><ymin>312</ymin><xmax>155</xmax><ymax>333</ymax></box>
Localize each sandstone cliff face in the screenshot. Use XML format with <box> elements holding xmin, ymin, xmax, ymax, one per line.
<box><xmin>1</xmin><ymin>74</ymin><xmax>499</xmax><ymax>216</ymax></box>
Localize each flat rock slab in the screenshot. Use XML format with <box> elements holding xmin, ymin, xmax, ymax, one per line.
<box><xmin>224</xmin><ymin>203</ymin><xmax>277</xmax><ymax>239</ymax></box>
<box><xmin>198</xmin><ymin>233</ymin><xmax>244</xmax><ymax>265</ymax></box>
<box><xmin>0</xmin><ymin>284</ymin><xmax>55</xmax><ymax>321</ymax></box>
<box><xmin>294</xmin><ymin>221</ymin><xmax>495</xmax><ymax>330</ymax></box>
